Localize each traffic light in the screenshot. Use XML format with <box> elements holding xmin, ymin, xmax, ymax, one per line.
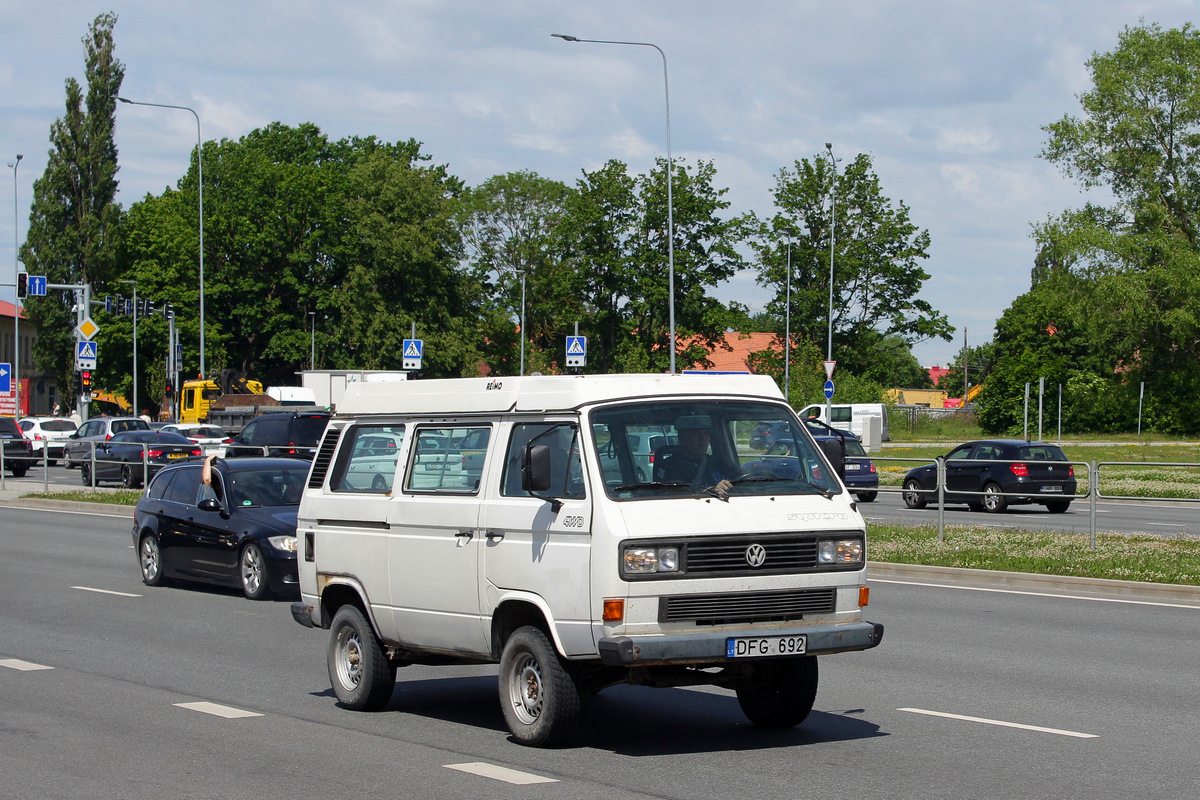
<box><xmin>80</xmin><ymin>371</ymin><xmax>92</xmax><ymax>393</ymax></box>
<box><xmin>164</xmin><ymin>380</ymin><xmax>174</xmax><ymax>398</ymax></box>
<box><xmin>16</xmin><ymin>273</ymin><xmax>27</xmax><ymax>299</ymax></box>
<box><xmin>114</xmin><ymin>294</ymin><xmax>124</xmax><ymax>315</ymax></box>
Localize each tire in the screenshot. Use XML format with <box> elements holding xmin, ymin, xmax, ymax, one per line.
<box><xmin>327</xmin><ymin>605</ymin><xmax>395</xmax><ymax>711</ymax></box>
<box><xmin>139</xmin><ymin>533</ymin><xmax>169</xmax><ymax>587</ymax></box>
<box><xmin>736</xmin><ymin>656</ymin><xmax>819</xmax><ymax>729</ymax></box>
<box><xmin>371</xmin><ymin>473</ymin><xmax>388</xmax><ymax>492</ymax></box>
<box><xmin>121</xmin><ymin>465</ymin><xmax>141</xmax><ymax>490</ymax></box>
<box><xmin>64</xmin><ymin>455</ymin><xmax>75</xmax><ymax>469</ymax></box>
<box><xmin>499</xmin><ymin>625</ymin><xmax>581</xmax><ymax>747</ymax></box>
<box><xmin>983</xmin><ymin>482</ymin><xmax>1008</xmax><ymax>513</ymax></box>
<box><xmin>9</xmin><ymin>465</ymin><xmax>28</xmax><ymax>478</ymax></box>
<box><xmin>902</xmin><ymin>479</ymin><xmax>927</xmax><ymax>509</ymax></box>
<box><xmin>81</xmin><ymin>463</ymin><xmax>92</xmax><ymax>486</ymax></box>
<box><xmin>1045</xmin><ymin>500</ymin><xmax>1071</xmax><ymax>514</ymax></box>
<box><xmin>239</xmin><ymin>542</ymin><xmax>271</xmax><ymax>600</ymax></box>
<box><xmin>967</xmin><ymin>502</ymin><xmax>985</xmax><ymax>512</ymax></box>
<box><xmin>48</xmin><ymin>459</ymin><xmax>57</xmax><ymax>467</ymax></box>
<box><xmin>854</xmin><ymin>491</ymin><xmax>877</xmax><ymax>503</ymax></box>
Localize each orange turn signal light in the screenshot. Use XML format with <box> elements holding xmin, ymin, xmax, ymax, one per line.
<box><xmin>602</xmin><ymin>598</ymin><xmax>624</xmax><ymax>622</ymax></box>
<box><xmin>859</xmin><ymin>586</ymin><xmax>870</xmax><ymax>607</ymax></box>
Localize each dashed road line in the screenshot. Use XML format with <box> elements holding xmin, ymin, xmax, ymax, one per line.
<box><xmin>444</xmin><ymin>762</ymin><xmax>559</xmax><ymax>785</ymax></box>
<box><xmin>72</xmin><ymin>586</ymin><xmax>141</xmax><ymax>597</ymax></box>
<box><xmin>174</xmin><ymin>701</ymin><xmax>263</xmax><ymax>719</ymax></box>
<box><xmin>0</xmin><ymin>658</ymin><xmax>54</xmax><ymax>671</ymax></box>
<box><xmin>900</xmin><ymin>707</ymin><xmax>1098</xmax><ymax>738</ymax></box>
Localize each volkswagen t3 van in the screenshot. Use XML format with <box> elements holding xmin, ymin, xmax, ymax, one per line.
<box><xmin>292</xmin><ymin>374</ymin><xmax>883</xmax><ymax>746</ymax></box>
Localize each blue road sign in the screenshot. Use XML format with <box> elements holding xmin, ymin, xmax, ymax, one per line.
<box><xmin>823</xmin><ymin>379</ymin><xmax>835</xmax><ymax>400</ymax></box>
<box><xmin>402</xmin><ymin>338</ymin><xmax>423</xmax><ymax>370</ymax></box>
<box><xmin>76</xmin><ymin>340</ymin><xmax>98</xmax><ymax>370</ymax></box>
<box><xmin>27</xmin><ymin>275</ymin><xmax>47</xmax><ymax>296</ymax></box>
<box><xmin>565</xmin><ymin>335</ymin><xmax>587</xmax><ymax>367</ymax></box>
<box><xmin>0</xmin><ymin>362</ymin><xmax>10</xmax><ymax>394</ymax></box>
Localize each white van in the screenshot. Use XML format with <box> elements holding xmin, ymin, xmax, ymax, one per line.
<box><xmin>292</xmin><ymin>374</ymin><xmax>883</xmax><ymax>746</ymax></box>
<box><xmin>799</xmin><ymin>402</ymin><xmax>890</xmax><ymax>446</ymax></box>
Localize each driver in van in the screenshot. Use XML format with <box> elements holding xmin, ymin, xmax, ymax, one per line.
<box><xmin>656</xmin><ymin>414</ymin><xmax>735</xmax><ymax>496</ymax></box>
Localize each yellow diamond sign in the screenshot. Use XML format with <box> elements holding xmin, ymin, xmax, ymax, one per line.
<box><xmin>76</xmin><ymin>316</ymin><xmax>100</xmax><ymax>341</ymax></box>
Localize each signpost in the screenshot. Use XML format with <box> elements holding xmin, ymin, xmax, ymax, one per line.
<box><xmin>75</xmin><ymin>341</ymin><xmax>98</xmax><ymax>371</ymax></box>
<box><xmin>565</xmin><ymin>335</ymin><xmax>587</xmax><ymax>368</ymax></box>
<box><xmin>402</xmin><ymin>339</ymin><xmax>423</xmax><ymax>371</ymax></box>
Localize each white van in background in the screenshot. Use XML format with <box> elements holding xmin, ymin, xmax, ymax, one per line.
<box><xmin>799</xmin><ymin>402</ymin><xmax>890</xmax><ymax>448</ymax></box>
<box><xmin>293</xmin><ymin>374</ymin><xmax>884</xmax><ymax>747</ymax></box>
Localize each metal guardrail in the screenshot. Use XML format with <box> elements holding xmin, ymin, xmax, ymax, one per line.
<box><xmin>869</xmin><ymin>455</ymin><xmax>1199</xmax><ymax>549</ymax></box>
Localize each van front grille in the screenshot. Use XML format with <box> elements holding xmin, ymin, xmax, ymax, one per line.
<box><xmin>686</xmin><ymin>534</ymin><xmax>818</xmax><ymax>573</ymax></box>
<box><xmin>659</xmin><ymin>587</ymin><xmax>836</xmax><ymax>625</ymax></box>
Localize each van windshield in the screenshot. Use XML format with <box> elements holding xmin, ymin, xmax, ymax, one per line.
<box><xmin>591</xmin><ymin>400</ymin><xmax>841</xmax><ymax>500</ymax></box>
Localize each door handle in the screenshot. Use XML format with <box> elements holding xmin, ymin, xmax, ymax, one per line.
<box><xmin>486</xmin><ymin>530</ymin><xmax>505</xmax><ymax>543</ymax></box>
<box><xmin>455</xmin><ymin>531</ymin><xmax>474</xmax><ymax>548</ymax></box>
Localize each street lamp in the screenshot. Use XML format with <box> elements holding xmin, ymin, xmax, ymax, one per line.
<box><xmin>8</xmin><ymin>154</ymin><xmax>21</xmax><ymax>417</ymax></box>
<box><xmin>824</xmin><ymin>143</ymin><xmax>837</xmax><ymax>419</ymax></box>
<box><xmin>784</xmin><ymin>237</ymin><xmax>791</xmax><ymax>405</ymax></box>
<box><xmin>552</xmin><ymin>33</ymin><xmax>677</xmax><ymax>374</ymax></box>
<box><xmin>117</xmin><ymin>97</ymin><xmax>206</xmax><ymax>379</ymax></box>
<box><xmin>309</xmin><ymin>311</ymin><xmax>316</xmax><ymax>371</ymax></box>
<box><xmin>515</xmin><ymin>270</ymin><xmax>527</xmax><ymax>376</ymax></box>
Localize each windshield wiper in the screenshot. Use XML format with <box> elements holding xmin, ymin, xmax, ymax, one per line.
<box><xmin>614</xmin><ymin>481</ymin><xmax>688</xmax><ymax>492</ymax></box>
<box><xmin>731</xmin><ymin>473</ymin><xmax>834</xmax><ymax>499</ymax></box>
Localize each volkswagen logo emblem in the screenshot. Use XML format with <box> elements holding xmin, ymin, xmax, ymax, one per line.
<box><xmin>745</xmin><ymin>543</ymin><xmax>767</xmax><ymax>568</ymax></box>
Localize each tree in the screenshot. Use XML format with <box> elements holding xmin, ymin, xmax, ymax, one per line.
<box><xmin>21</xmin><ymin>13</ymin><xmax>124</xmax><ymax>409</ymax></box>
<box><xmin>1025</xmin><ymin>21</ymin><xmax>1200</xmax><ymax>433</ymax></box>
<box><xmin>752</xmin><ymin>152</ymin><xmax>952</xmax><ymax>384</ymax></box>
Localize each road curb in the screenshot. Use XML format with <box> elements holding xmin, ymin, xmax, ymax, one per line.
<box><xmin>869</xmin><ymin>560</ymin><xmax>1200</xmax><ymax>603</ymax></box>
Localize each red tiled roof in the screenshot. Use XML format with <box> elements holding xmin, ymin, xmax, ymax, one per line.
<box><xmin>0</xmin><ymin>300</ymin><xmax>27</xmax><ymax>320</ymax></box>
<box><xmin>684</xmin><ymin>331</ymin><xmax>778</xmax><ymax>373</ymax></box>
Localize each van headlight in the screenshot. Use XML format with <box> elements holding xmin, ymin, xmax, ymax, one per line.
<box><xmin>623</xmin><ymin>546</ymin><xmax>680</xmax><ymax>574</ymax></box>
<box><xmin>818</xmin><ymin>538</ymin><xmax>863</xmax><ymax>564</ymax></box>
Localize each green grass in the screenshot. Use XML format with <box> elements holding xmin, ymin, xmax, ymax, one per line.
<box><xmin>869</xmin><ymin>522</ymin><xmax>1200</xmax><ymax>586</ymax></box>
<box><xmin>22</xmin><ymin>489</ymin><xmax>142</xmax><ymax>506</ymax></box>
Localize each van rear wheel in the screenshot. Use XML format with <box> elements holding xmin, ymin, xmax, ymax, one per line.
<box><xmin>736</xmin><ymin>656</ymin><xmax>818</xmax><ymax>729</ymax></box>
<box><xmin>327</xmin><ymin>605</ymin><xmax>395</xmax><ymax>711</ymax></box>
<box><xmin>499</xmin><ymin>626</ymin><xmax>581</xmax><ymax>747</ymax></box>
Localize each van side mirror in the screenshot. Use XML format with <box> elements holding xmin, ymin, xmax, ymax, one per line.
<box><xmin>521</xmin><ymin>444</ymin><xmax>552</xmax><ymax>493</ymax></box>
<box><xmin>818</xmin><ymin>438</ymin><xmax>846</xmax><ymax>480</ymax></box>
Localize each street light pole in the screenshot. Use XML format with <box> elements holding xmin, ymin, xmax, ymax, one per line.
<box><xmin>516</xmin><ymin>270</ymin><xmax>527</xmax><ymax>376</ymax></box>
<box><xmin>784</xmin><ymin>237</ymin><xmax>791</xmax><ymax>405</ymax></box>
<box><xmin>309</xmin><ymin>311</ymin><xmax>316</xmax><ymax>370</ymax></box>
<box><xmin>552</xmin><ymin>33</ymin><xmax>676</xmax><ymax>374</ymax></box>
<box><xmin>117</xmin><ymin>97</ymin><xmax>205</xmax><ymax>379</ymax></box>
<box><xmin>824</xmin><ymin>143</ymin><xmax>837</xmax><ymax>420</ymax></box>
<box><xmin>8</xmin><ymin>154</ymin><xmax>21</xmax><ymax>417</ymax></box>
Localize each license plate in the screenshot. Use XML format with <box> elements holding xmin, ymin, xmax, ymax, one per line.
<box><xmin>168</xmin><ymin>452</ymin><xmax>187</xmax><ymax>459</ymax></box>
<box><xmin>1040</xmin><ymin>485</ymin><xmax>1063</xmax><ymax>492</ymax></box>
<box><xmin>844</xmin><ymin>463</ymin><xmax>860</xmax><ymax>471</ymax></box>
<box><xmin>726</xmin><ymin>634</ymin><xmax>807</xmax><ymax>658</ymax></box>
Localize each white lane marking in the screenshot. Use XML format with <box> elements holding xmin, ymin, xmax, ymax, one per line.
<box><xmin>0</xmin><ymin>503</ymin><xmax>132</xmax><ymax>519</ymax></box>
<box><xmin>174</xmin><ymin>701</ymin><xmax>263</xmax><ymax>719</ymax></box>
<box><xmin>444</xmin><ymin>763</ymin><xmax>559</xmax><ymax>785</ymax></box>
<box><xmin>900</xmin><ymin>707</ymin><xmax>1098</xmax><ymax>739</ymax></box>
<box><xmin>72</xmin><ymin>586</ymin><xmax>141</xmax><ymax>597</ymax></box>
<box><xmin>0</xmin><ymin>658</ymin><xmax>54</xmax><ymax>671</ymax></box>
<box><xmin>870</xmin><ymin>578</ymin><xmax>1200</xmax><ymax>610</ymax></box>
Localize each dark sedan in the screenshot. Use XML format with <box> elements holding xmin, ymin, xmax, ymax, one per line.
<box><xmin>1</xmin><ymin>416</ymin><xmax>36</xmax><ymax>477</ymax></box>
<box><xmin>84</xmin><ymin>431</ymin><xmax>202</xmax><ymax>488</ymax></box>
<box><xmin>132</xmin><ymin>457</ymin><xmax>310</xmax><ymax>599</ymax></box>
<box><xmin>902</xmin><ymin>439</ymin><xmax>1077</xmax><ymax>513</ymax></box>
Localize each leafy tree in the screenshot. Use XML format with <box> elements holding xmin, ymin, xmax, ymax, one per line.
<box><xmin>939</xmin><ymin>341</ymin><xmax>995</xmax><ymax>402</ymax></box>
<box><xmin>21</xmin><ymin>13</ymin><xmax>124</xmax><ymax>410</ymax></box>
<box><xmin>559</xmin><ymin>158</ymin><xmax>747</xmax><ymax>374</ymax></box>
<box><xmin>1027</xmin><ymin>21</ymin><xmax>1200</xmax><ymax>433</ymax></box>
<box><xmin>751</xmin><ymin>152</ymin><xmax>952</xmax><ymax>384</ymax></box>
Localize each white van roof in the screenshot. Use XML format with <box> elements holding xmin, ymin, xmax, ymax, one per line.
<box><xmin>335</xmin><ymin>373</ymin><xmax>784</xmax><ymax>416</ymax></box>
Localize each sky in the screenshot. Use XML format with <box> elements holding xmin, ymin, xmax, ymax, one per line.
<box><xmin>1</xmin><ymin>1</ymin><xmax>1195</xmax><ymax>370</ymax></box>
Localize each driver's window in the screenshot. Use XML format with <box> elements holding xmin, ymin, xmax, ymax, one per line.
<box><xmin>946</xmin><ymin>445</ymin><xmax>973</xmax><ymax>461</ymax></box>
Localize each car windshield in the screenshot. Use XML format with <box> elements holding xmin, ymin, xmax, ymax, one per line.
<box><xmin>591</xmin><ymin>400</ymin><xmax>840</xmax><ymax>500</ymax></box>
<box><xmin>227</xmin><ymin>464</ymin><xmax>311</xmax><ymax>507</ymax></box>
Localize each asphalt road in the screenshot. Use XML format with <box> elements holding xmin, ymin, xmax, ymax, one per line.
<box><xmin>2</xmin><ymin>503</ymin><xmax>1199</xmax><ymax>799</ymax></box>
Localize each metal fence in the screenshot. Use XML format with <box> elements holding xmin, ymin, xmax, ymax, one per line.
<box><xmin>867</xmin><ymin>455</ymin><xmax>1199</xmax><ymax>548</ymax></box>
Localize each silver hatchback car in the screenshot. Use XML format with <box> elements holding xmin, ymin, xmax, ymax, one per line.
<box><xmin>64</xmin><ymin>416</ymin><xmax>151</xmax><ymax>468</ymax></box>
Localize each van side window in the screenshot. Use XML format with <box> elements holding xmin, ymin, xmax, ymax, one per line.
<box><xmin>406</xmin><ymin>426</ymin><xmax>490</xmax><ymax>494</ymax></box>
<box><xmin>831</xmin><ymin>407</ymin><xmax>852</xmax><ymax>423</ymax></box>
<box><xmin>329</xmin><ymin>425</ymin><xmax>405</xmax><ymax>493</ymax></box>
<box><xmin>503</xmin><ymin>423</ymin><xmax>585</xmax><ymax>499</ymax></box>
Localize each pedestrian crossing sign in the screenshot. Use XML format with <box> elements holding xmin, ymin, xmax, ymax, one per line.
<box><xmin>402</xmin><ymin>339</ymin><xmax>423</xmax><ymax>371</ymax></box>
<box><xmin>565</xmin><ymin>335</ymin><xmax>586</xmax><ymax>367</ymax></box>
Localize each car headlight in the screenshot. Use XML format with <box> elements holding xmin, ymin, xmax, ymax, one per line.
<box><xmin>818</xmin><ymin>538</ymin><xmax>863</xmax><ymax>564</ymax></box>
<box><xmin>267</xmin><ymin>535</ymin><xmax>298</xmax><ymax>552</ymax></box>
<box><xmin>623</xmin><ymin>545</ymin><xmax>680</xmax><ymax>574</ymax></box>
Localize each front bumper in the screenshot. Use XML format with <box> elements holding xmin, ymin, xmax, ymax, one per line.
<box><xmin>598</xmin><ymin>620</ymin><xmax>884</xmax><ymax>666</ymax></box>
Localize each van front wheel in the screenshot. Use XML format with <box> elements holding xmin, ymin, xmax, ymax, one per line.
<box><xmin>499</xmin><ymin>626</ymin><xmax>581</xmax><ymax>747</ymax></box>
<box><xmin>327</xmin><ymin>605</ymin><xmax>395</xmax><ymax>711</ymax></box>
<box><xmin>736</xmin><ymin>655</ymin><xmax>818</xmax><ymax>729</ymax></box>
